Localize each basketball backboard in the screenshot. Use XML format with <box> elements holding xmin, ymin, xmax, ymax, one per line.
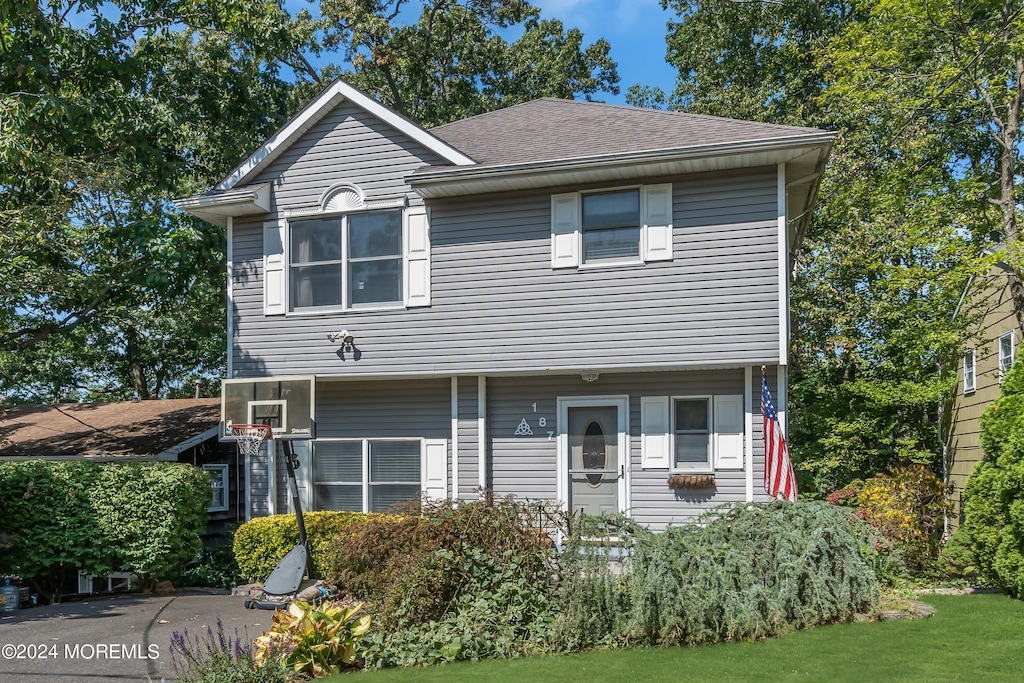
<box><xmin>221</xmin><ymin>375</ymin><xmax>315</xmax><ymax>440</ymax></box>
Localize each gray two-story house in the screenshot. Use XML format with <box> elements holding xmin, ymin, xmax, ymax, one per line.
<box><xmin>177</xmin><ymin>80</ymin><xmax>833</xmax><ymax>529</ymax></box>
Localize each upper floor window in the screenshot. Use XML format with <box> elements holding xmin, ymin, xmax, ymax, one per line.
<box><xmin>581</xmin><ymin>189</ymin><xmax>641</xmax><ymax>263</ymax></box>
<box><xmin>964</xmin><ymin>349</ymin><xmax>976</xmax><ymax>394</ymax></box>
<box><xmin>551</xmin><ymin>183</ymin><xmax>673</xmax><ymax>269</ymax></box>
<box><xmin>999</xmin><ymin>331</ymin><xmax>1015</xmax><ymax>381</ymax></box>
<box><xmin>290</xmin><ymin>210</ymin><xmax>403</xmax><ymax>310</ymax></box>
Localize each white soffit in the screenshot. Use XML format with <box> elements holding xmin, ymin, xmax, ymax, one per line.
<box><xmin>215</xmin><ymin>80</ymin><xmax>475</xmax><ymax>192</ymax></box>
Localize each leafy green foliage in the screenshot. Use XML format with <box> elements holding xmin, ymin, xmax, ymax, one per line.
<box><xmin>233</xmin><ymin>511</ymin><xmax>370</xmax><ymax>582</ymax></box>
<box><xmin>171</xmin><ymin>619</ymin><xmax>291</xmax><ymax>683</ymax></box>
<box><xmin>176</xmin><ymin>534</ymin><xmax>244</xmax><ymax>591</ymax></box>
<box><xmin>318</xmin><ymin>0</ymin><xmax>619</xmax><ymax>126</ymax></box>
<box><xmin>962</xmin><ymin>356</ymin><xmax>1024</xmax><ymax>596</ymax></box>
<box><xmin>254</xmin><ymin>599</ymin><xmax>370</xmax><ymax>677</ymax></box>
<box><xmin>0</xmin><ymin>461</ymin><xmax>209</xmax><ymax>600</ymax></box>
<box><xmin>554</xmin><ymin>502</ymin><xmax>888</xmax><ymax>649</ymax></box>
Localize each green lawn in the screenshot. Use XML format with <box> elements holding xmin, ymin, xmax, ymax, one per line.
<box><xmin>326</xmin><ymin>594</ymin><xmax>1024</xmax><ymax>682</ymax></box>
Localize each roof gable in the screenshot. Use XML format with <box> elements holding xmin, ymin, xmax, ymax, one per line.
<box><xmin>216</xmin><ymin>79</ymin><xmax>476</xmax><ymax>191</ymax></box>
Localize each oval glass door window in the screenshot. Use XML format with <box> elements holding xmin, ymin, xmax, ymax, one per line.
<box><xmin>582</xmin><ymin>421</ymin><xmax>607</xmax><ymax>487</ymax></box>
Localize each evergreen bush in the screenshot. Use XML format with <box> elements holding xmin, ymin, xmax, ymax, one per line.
<box><xmin>555</xmin><ymin>501</ymin><xmax>889</xmax><ymax>649</ymax></box>
<box><xmin>232</xmin><ymin>511</ymin><xmax>369</xmax><ymax>581</ymax></box>
<box><xmin>961</xmin><ymin>356</ymin><xmax>1024</xmax><ymax>596</ymax></box>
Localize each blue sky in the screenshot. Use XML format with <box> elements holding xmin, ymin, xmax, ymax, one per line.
<box><xmin>530</xmin><ymin>0</ymin><xmax>678</xmax><ymax>104</ymax></box>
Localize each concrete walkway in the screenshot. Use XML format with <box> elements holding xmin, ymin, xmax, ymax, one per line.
<box><xmin>0</xmin><ymin>591</ymin><xmax>272</xmax><ymax>682</ymax></box>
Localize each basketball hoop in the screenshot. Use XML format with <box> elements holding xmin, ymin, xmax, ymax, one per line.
<box><xmin>229</xmin><ymin>423</ymin><xmax>272</xmax><ymax>458</ymax></box>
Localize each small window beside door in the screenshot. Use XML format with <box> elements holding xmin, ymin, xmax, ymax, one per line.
<box><xmin>641</xmin><ymin>394</ymin><xmax>745</xmax><ymax>471</ymax></box>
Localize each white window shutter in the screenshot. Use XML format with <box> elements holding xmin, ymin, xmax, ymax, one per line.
<box><xmin>641</xmin><ymin>396</ymin><xmax>671</xmax><ymax>469</ymax></box>
<box><xmin>405</xmin><ymin>206</ymin><xmax>431</xmax><ymax>307</ymax></box>
<box><xmin>263</xmin><ymin>219</ymin><xmax>286</xmax><ymax>315</ymax></box>
<box><xmin>713</xmin><ymin>394</ymin><xmax>744</xmax><ymax>469</ymax></box>
<box><xmin>551</xmin><ymin>193</ymin><xmax>580</xmax><ymax>268</ymax></box>
<box><xmin>421</xmin><ymin>438</ymin><xmax>448</xmax><ymax>501</ymax></box>
<box><xmin>642</xmin><ymin>183</ymin><xmax>673</xmax><ymax>262</ymax></box>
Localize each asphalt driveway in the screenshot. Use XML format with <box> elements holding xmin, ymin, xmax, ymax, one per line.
<box><xmin>0</xmin><ymin>590</ymin><xmax>272</xmax><ymax>682</ymax></box>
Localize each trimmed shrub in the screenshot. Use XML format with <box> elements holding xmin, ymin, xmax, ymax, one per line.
<box><xmin>233</xmin><ymin>511</ymin><xmax>369</xmax><ymax>582</ymax></box>
<box><xmin>0</xmin><ymin>461</ymin><xmax>209</xmax><ymax>601</ymax></box>
<box><xmin>0</xmin><ymin>461</ymin><xmax>108</xmax><ymax>602</ymax></box>
<box><xmin>556</xmin><ymin>501</ymin><xmax>889</xmax><ymax>650</ymax></box>
<box><xmin>962</xmin><ymin>355</ymin><xmax>1024</xmax><ymax>597</ymax></box>
<box><xmin>176</xmin><ymin>533</ymin><xmax>244</xmax><ymax>591</ymax></box>
<box><xmin>91</xmin><ymin>463</ymin><xmax>209</xmax><ymax>587</ymax></box>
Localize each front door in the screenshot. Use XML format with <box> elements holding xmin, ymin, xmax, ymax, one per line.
<box><xmin>561</xmin><ymin>397</ymin><xmax>627</xmax><ymax>515</ymax></box>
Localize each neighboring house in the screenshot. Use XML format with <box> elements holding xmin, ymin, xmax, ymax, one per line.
<box><xmin>176</xmin><ymin>80</ymin><xmax>833</xmax><ymax>529</ymax></box>
<box><xmin>947</xmin><ymin>259</ymin><xmax>1020</xmax><ymax>527</ymax></box>
<box><xmin>0</xmin><ymin>398</ymin><xmax>242</xmax><ymax>534</ymax></box>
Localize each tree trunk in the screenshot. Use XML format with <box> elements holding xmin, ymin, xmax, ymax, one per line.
<box><xmin>125</xmin><ymin>327</ymin><xmax>150</xmax><ymax>400</ymax></box>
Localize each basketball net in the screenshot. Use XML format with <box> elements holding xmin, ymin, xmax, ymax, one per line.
<box><xmin>229</xmin><ymin>423</ymin><xmax>272</xmax><ymax>457</ymax></box>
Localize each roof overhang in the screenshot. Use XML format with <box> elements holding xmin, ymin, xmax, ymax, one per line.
<box><xmin>408</xmin><ymin>133</ymin><xmax>835</xmax><ymax>200</ymax></box>
<box><xmin>214</xmin><ymin>79</ymin><xmax>475</xmax><ymax>193</ymax></box>
<box><xmin>173</xmin><ymin>183</ymin><xmax>272</xmax><ymax>228</ymax></box>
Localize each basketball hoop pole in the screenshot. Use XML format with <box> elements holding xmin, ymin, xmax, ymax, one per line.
<box><xmin>280</xmin><ymin>439</ymin><xmax>309</xmax><ymax>550</ymax></box>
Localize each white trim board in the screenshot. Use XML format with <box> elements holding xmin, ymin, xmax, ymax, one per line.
<box><xmin>215</xmin><ymin>80</ymin><xmax>475</xmax><ymax>191</ymax></box>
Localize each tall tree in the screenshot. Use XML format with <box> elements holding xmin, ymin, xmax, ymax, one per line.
<box><xmin>317</xmin><ymin>0</ymin><xmax>619</xmax><ymax>126</ymax></box>
<box><xmin>652</xmin><ymin>0</ymin><xmax>988</xmax><ymax>493</ymax></box>
<box><xmin>1</xmin><ymin>1</ymin><xmax>318</xmax><ymax>400</ymax></box>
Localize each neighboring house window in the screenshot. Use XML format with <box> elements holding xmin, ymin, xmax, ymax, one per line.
<box><xmin>999</xmin><ymin>331</ymin><xmax>1015</xmax><ymax>381</ymax></box>
<box><xmin>290</xmin><ymin>209</ymin><xmax>403</xmax><ymax>310</ymax></box>
<box><xmin>673</xmin><ymin>397</ymin><xmax>712</xmax><ymax>471</ymax></box>
<box><xmin>203</xmin><ymin>464</ymin><xmax>229</xmax><ymax>512</ymax></box>
<box><xmin>581</xmin><ymin>189</ymin><xmax>641</xmax><ymax>263</ymax></box>
<box><xmin>964</xmin><ymin>350</ymin><xmax>976</xmax><ymax>394</ymax></box>
<box><xmin>313</xmin><ymin>439</ymin><xmax>421</xmax><ymax>513</ymax></box>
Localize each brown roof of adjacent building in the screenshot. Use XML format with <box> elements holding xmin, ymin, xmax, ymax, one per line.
<box><xmin>426</xmin><ymin>98</ymin><xmax>828</xmax><ymax>169</ymax></box>
<box><xmin>0</xmin><ymin>398</ymin><xmax>221</xmax><ymax>457</ymax></box>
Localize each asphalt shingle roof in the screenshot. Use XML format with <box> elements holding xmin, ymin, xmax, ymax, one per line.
<box><xmin>0</xmin><ymin>398</ymin><xmax>221</xmax><ymax>456</ymax></box>
<box><xmin>427</xmin><ymin>98</ymin><xmax>827</xmax><ymax>169</ymax></box>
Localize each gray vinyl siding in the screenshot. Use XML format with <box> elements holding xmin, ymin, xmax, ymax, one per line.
<box><xmin>456</xmin><ymin>376</ymin><xmax>480</xmax><ymax>498</ymax></box>
<box><xmin>230</xmin><ymin>167</ymin><xmax>781</xmax><ymax>378</ymax></box>
<box><xmin>487</xmin><ymin>367</ymin><xmax>776</xmax><ymax>530</ymax></box>
<box><xmin>249</xmin><ymin>447</ymin><xmax>271</xmax><ymax>518</ymax></box>
<box><xmin>249</xmin><ymin>101</ymin><xmax>445</xmax><ymax>213</ymax></box>
<box><xmin>315</xmin><ymin>378</ymin><xmax>450</xmax><ymax>439</ymax></box>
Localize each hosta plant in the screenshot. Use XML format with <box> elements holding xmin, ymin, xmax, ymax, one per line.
<box><xmin>254</xmin><ymin>599</ymin><xmax>370</xmax><ymax>677</ymax></box>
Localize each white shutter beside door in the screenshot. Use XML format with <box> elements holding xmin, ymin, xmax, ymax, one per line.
<box><xmin>641</xmin><ymin>396</ymin><xmax>671</xmax><ymax>469</ymax></box>
<box><xmin>551</xmin><ymin>193</ymin><xmax>580</xmax><ymax>268</ymax></box>
<box><xmin>405</xmin><ymin>206</ymin><xmax>431</xmax><ymax>307</ymax></box>
<box><xmin>263</xmin><ymin>219</ymin><xmax>287</xmax><ymax>315</ymax></box>
<box><xmin>713</xmin><ymin>394</ymin><xmax>745</xmax><ymax>469</ymax></box>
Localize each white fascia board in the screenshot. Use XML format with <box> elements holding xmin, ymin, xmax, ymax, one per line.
<box><xmin>174</xmin><ymin>183</ymin><xmax>272</xmax><ymax>226</ymax></box>
<box><xmin>409</xmin><ymin>133</ymin><xmax>836</xmax><ymax>192</ymax></box>
<box><xmin>215</xmin><ymin>80</ymin><xmax>475</xmax><ymax>192</ymax></box>
<box><xmin>154</xmin><ymin>425</ymin><xmax>221</xmax><ymax>461</ymax></box>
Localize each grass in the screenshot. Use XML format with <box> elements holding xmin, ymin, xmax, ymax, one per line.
<box><xmin>324</xmin><ymin>594</ymin><xmax>1024</xmax><ymax>682</ymax></box>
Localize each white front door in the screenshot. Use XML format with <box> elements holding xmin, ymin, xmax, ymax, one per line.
<box><xmin>558</xmin><ymin>396</ymin><xmax>629</xmax><ymax>515</ymax></box>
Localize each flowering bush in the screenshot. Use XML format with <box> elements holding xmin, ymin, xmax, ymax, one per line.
<box><xmin>826</xmin><ymin>465</ymin><xmax>948</xmax><ymax>572</ymax></box>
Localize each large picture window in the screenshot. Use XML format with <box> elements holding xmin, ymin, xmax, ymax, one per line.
<box><xmin>313</xmin><ymin>439</ymin><xmax>421</xmax><ymax>513</ymax></box>
<box><xmin>581</xmin><ymin>189</ymin><xmax>641</xmax><ymax>263</ymax></box>
<box><xmin>290</xmin><ymin>210</ymin><xmax>402</xmax><ymax>310</ymax></box>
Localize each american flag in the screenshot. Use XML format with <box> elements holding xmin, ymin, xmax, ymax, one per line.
<box><xmin>762</xmin><ymin>371</ymin><xmax>798</xmax><ymax>501</ymax></box>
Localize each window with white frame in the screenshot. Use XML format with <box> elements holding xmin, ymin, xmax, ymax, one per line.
<box><xmin>673</xmin><ymin>398</ymin><xmax>713</xmax><ymax>471</ymax></box>
<box><xmin>203</xmin><ymin>464</ymin><xmax>229</xmax><ymax>512</ymax></box>
<box><xmin>290</xmin><ymin>209</ymin><xmax>403</xmax><ymax>310</ymax></box>
<box><xmin>964</xmin><ymin>350</ymin><xmax>976</xmax><ymax>394</ymax></box>
<box><xmin>550</xmin><ymin>183</ymin><xmax>673</xmax><ymax>269</ymax></box>
<box><xmin>581</xmin><ymin>189</ymin><xmax>641</xmax><ymax>263</ymax></box>
<box><xmin>313</xmin><ymin>439</ymin><xmax>421</xmax><ymax>512</ymax></box>
<box><xmin>999</xmin><ymin>331</ymin><xmax>1015</xmax><ymax>381</ymax></box>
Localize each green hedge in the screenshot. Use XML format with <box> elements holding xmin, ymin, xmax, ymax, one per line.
<box><xmin>0</xmin><ymin>461</ymin><xmax>209</xmax><ymax>601</ymax></box>
<box><xmin>232</xmin><ymin>511</ymin><xmax>373</xmax><ymax>582</ymax></box>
